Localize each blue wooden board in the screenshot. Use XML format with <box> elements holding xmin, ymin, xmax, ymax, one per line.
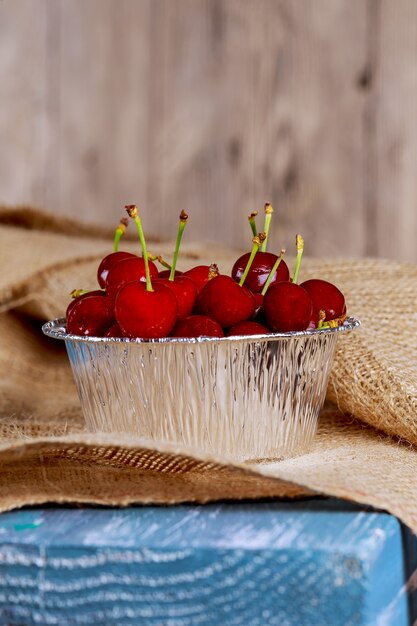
<box><xmin>0</xmin><ymin>501</ymin><xmax>409</xmax><ymax>626</ymax></box>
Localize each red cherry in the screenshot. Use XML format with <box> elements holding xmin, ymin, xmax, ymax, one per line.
<box><xmin>158</xmin><ymin>269</ymin><xmax>183</xmax><ymax>278</ymax></box>
<box><xmin>263</xmin><ymin>282</ymin><xmax>313</xmax><ymax>332</ymax></box>
<box><xmin>300</xmin><ymin>279</ymin><xmax>346</xmax><ymax>321</ymax></box>
<box><xmin>231</xmin><ymin>251</ymin><xmax>290</xmax><ymax>293</ymax></box>
<box><xmin>105</xmin><ymin>323</ymin><xmax>124</xmax><ymax>338</ymax></box>
<box><xmin>183</xmin><ymin>264</ymin><xmax>219</xmax><ymax>296</ymax></box>
<box><xmin>155</xmin><ymin>275</ymin><xmax>197</xmax><ymax>320</ymax></box>
<box><xmin>227</xmin><ymin>321</ymin><xmax>269</xmax><ymax>336</ymax></box>
<box><xmin>253</xmin><ymin>292</ymin><xmax>264</xmax><ymax>317</ymax></box>
<box><xmin>105</xmin><ymin>257</ymin><xmax>158</xmax><ymax>299</ymax></box>
<box><xmin>307</xmin><ymin>311</ymin><xmax>319</xmax><ymax>330</ymax></box>
<box><xmin>66</xmin><ymin>295</ymin><xmax>115</xmax><ymax>337</ymax></box>
<box><xmin>196</xmin><ymin>275</ymin><xmax>255</xmax><ymax>328</ymax></box>
<box><xmin>97</xmin><ymin>251</ymin><xmax>137</xmax><ymax>289</ymax></box>
<box><xmin>171</xmin><ymin>315</ymin><xmax>224</xmax><ymax>338</ymax></box>
<box><xmin>66</xmin><ymin>290</ymin><xmax>105</xmax><ymax>319</ymax></box>
<box><xmin>115</xmin><ymin>281</ymin><xmax>177</xmax><ymax>339</ymax></box>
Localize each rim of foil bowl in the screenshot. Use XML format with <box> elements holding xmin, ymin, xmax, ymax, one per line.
<box><xmin>42</xmin><ymin>317</ymin><xmax>361</xmax><ymax>344</ymax></box>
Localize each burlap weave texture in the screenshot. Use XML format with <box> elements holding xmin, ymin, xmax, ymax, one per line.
<box><xmin>0</xmin><ymin>208</ymin><xmax>416</xmax><ymax>532</ymax></box>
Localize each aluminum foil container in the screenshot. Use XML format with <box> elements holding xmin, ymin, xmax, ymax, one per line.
<box><xmin>43</xmin><ymin>318</ymin><xmax>360</xmax><ymax>462</ymax></box>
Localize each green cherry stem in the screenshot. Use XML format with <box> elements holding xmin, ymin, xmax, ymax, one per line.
<box><xmin>239</xmin><ymin>233</ymin><xmax>266</xmax><ymax>287</ymax></box>
<box><xmin>292</xmin><ymin>234</ymin><xmax>304</xmax><ymax>285</ymax></box>
<box><xmin>149</xmin><ymin>253</ymin><xmax>172</xmax><ymax>270</ymax></box>
<box><xmin>248</xmin><ymin>211</ymin><xmax>258</xmax><ymax>237</ymax></box>
<box><xmin>125</xmin><ymin>205</ymin><xmax>153</xmax><ymax>292</ymax></box>
<box><xmin>158</xmin><ymin>256</ymin><xmax>172</xmax><ymax>270</ymax></box>
<box><xmin>113</xmin><ymin>217</ymin><xmax>128</xmax><ymax>252</ymax></box>
<box><xmin>261</xmin><ymin>203</ymin><xmax>274</xmax><ymax>252</ymax></box>
<box><xmin>260</xmin><ymin>248</ymin><xmax>286</xmax><ymax>296</ymax></box>
<box><xmin>169</xmin><ymin>210</ymin><xmax>189</xmax><ymax>281</ymax></box>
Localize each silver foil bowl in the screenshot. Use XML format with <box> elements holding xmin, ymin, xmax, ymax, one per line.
<box><xmin>43</xmin><ymin>318</ymin><xmax>360</xmax><ymax>462</ymax></box>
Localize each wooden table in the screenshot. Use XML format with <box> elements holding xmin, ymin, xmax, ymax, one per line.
<box><xmin>0</xmin><ymin>499</ymin><xmax>412</xmax><ymax>626</ymax></box>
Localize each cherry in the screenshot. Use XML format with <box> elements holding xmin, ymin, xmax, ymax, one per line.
<box><xmin>233</xmin><ymin>203</ymin><xmax>289</xmax><ymax>292</ymax></box>
<box><xmin>196</xmin><ymin>275</ymin><xmax>255</xmax><ymax>328</ymax></box>
<box><xmin>171</xmin><ymin>315</ymin><xmax>224</xmax><ymax>338</ymax></box>
<box><xmin>97</xmin><ymin>217</ymin><xmax>133</xmax><ymax>288</ymax></box>
<box><xmin>300</xmin><ymin>279</ymin><xmax>346</xmax><ymax>321</ymax></box>
<box><xmin>97</xmin><ymin>251</ymin><xmax>137</xmax><ymax>289</ymax></box>
<box><xmin>116</xmin><ymin>205</ymin><xmax>178</xmax><ymax>339</ymax></box>
<box><xmin>231</xmin><ymin>251</ymin><xmax>290</xmax><ymax>293</ymax></box>
<box><xmin>248</xmin><ymin>247</ymin><xmax>285</xmax><ymax>321</ymax></box>
<box><xmin>253</xmin><ymin>292</ymin><xmax>264</xmax><ymax>314</ymax></box>
<box><xmin>156</xmin><ymin>275</ymin><xmax>197</xmax><ymax>319</ymax></box>
<box><xmin>115</xmin><ymin>281</ymin><xmax>177</xmax><ymax>339</ymax></box>
<box><xmin>105</xmin><ymin>256</ymin><xmax>158</xmax><ymax>299</ymax></box>
<box><xmin>66</xmin><ymin>289</ymin><xmax>105</xmax><ymax>319</ymax></box>
<box><xmin>158</xmin><ymin>269</ymin><xmax>183</xmax><ymax>278</ymax></box>
<box><xmin>184</xmin><ymin>264</ymin><xmax>219</xmax><ymax>296</ymax></box>
<box><xmin>67</xmin><ymin>295</ymin><xmax>115</xmax><ymax>337</ymax></box>
<box><xmin>262</xmin><ymin>282</ymin><xmax>313</xmax><ymax>332</ymax></box>
<box><xmin>105</xmin><ymin>323</ymin><xmax>124</xmax><ymax>338</ymax></box>
<box><xmin>227</xmin><ymin>321</ymin><xmax>269</xmax><ymax>336</ymax></box>
<box><xmin>307</xmin><ymin>311</ymin><xmax>319</xmax><ymax>330</ymax></box>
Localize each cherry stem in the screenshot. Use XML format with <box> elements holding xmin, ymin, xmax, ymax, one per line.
<box><xmin>239</xmin><ymin>233</ymin><xmax>266</xmax><ymax>287</ymax></box>
<box><xmin>125</xmin><ymin>205</ymin><xmax>153</xmax><ymax>292</ymax></box>
<box><xmin>170</xmin><ymin>210</ymin><xmax>188</xmax><ymax>281</ymax></box>
<box><xmin>70</xmin><ymin>289</ymin><xmax>89</xmax><ymax>298</ymax></box>
<box><xmin>317</xmin><ymin>310</ymin><xmax>326</xmax><ymax>329</ymax></box>
<box><xmin>260</xmin><ymin>248</ymin><xmax>286</xmax><ymax>296</ymax></box>
<box><xmin>208</xmin><ymin>263</ymin><xmax>219</xmax><ymax>280</ymax></box>
<box><xmin>248</xmin><ymin>211</ymin><xmax>258</xmax><ymax>237</ymax></box>
<box><xmin>319</xmin><ymin>313</ymin><xmax>347</xmax><ymax>330</ymax></box>
<box><xmin>113</xmin><ymin>217</ymin><xmax>128</xmax><ymax>252</ymax></box>
<box><xmin>292</xmin><ymin>234</ymin><xmax>304</xmax><ymax>284</ymax></box>
<box><xmin>149</xmin><ymin>253</ymin><xmax>172</xmax><ymax>270</ymax></box>
<box><xmin>261</xmin><ymin>203</ymin><xmax>274</xmax><ymax>252</ymax></box>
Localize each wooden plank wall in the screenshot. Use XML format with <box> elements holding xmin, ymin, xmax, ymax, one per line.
<box><xmin>0</xmin><ymin>0</ymin><xmax>416</xmax><ymax>262</ymax></box>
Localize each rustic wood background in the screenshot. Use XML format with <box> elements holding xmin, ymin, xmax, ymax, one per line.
<box><xmin>1</xmin><ymin>0</ymin><xmax>416</xmax><ymax>262</ymax></box>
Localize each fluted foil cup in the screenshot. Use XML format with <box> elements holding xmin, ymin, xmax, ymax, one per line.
<box><xmin>43</xmin><ymin>318</ymin><xmax>360</xmax><ymax>462</ymax></box>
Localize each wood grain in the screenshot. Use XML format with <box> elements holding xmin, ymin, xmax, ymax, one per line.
<box><xmin>375</xmin><ymin>0</ymin><xmax>417</xmax><ymax>262</ymax></box>
<box><xmin>0</xmin><ymin>0</ymin><xmax>48</xmax><ymax>207</ymax></box>
<box><xmin>0</xmin><ymin>504</ymin><xmax>409</xmax><ymax>625</ymax></box>
<box><xmin>0</xmin><ymin>0</ymin><xmax>415</xmax><ymax>262</ymax></box>
<box><xmin>48</xmin><ymin>0</ymin><xmax>152</xmax><ymax>220</ymax></box>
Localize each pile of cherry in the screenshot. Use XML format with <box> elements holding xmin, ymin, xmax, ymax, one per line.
<box><xmin>66</xmin><ymin>205</ymin><xmax>347</xmax><ymax>339</ymax></box>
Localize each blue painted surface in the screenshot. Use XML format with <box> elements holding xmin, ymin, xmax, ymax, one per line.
<box><xmin>0</xmin><ymin>502</ymin><xmax>409</xmax><ymax>626</ymax></box>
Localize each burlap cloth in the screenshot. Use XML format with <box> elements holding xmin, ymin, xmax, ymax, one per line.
<box><xmin>0</xmin><ymin>208</ymin><xmax>416</xmax><ymax>532</ymax></box>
